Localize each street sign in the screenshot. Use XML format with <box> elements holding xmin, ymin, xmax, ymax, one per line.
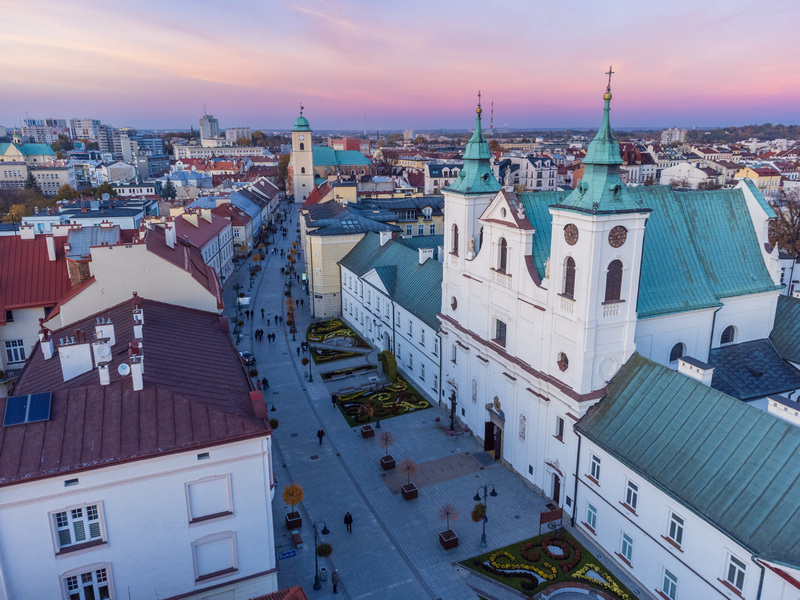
<box><xmin>278</xmin><ymin>550</ymin><xmax>296</xmax><ymax>560</ymax></box>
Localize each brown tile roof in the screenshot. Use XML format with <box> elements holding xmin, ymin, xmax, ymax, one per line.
<box><xmin>0</xmin><ymin>235</ymin><xmax>72</xmax><ymax>325</ymax></box>
<box><xmin>250</xmin><ymin>586</ymin><xmax>309</xmax><ymax>600</ymax></box>
<box><xmin>6</xmin><ymin>296</ymin><xmax>268</xmax><ymax>487</ymax></box>
<box><xmin>145</xmin><ymin>227</ymin><xmax>223</xmax><ymax>309</ymax></box>
<box><xmin>175</xmin><ymin>210</ymin><xmax>230</xmax><ymax>249</ymax></box>
<box><xmin>213</xmin><ymin>202</ymin><xmax>251</xmax><ymax>227</ymax></box>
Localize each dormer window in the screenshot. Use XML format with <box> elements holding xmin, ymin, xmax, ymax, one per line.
<box><xmin>669</xmin><ymin>343</ymin><xmax>685</xmax><ymax>363</ymax></box>
<box><xmin>721</xmin><ymin>325</ymin><xmax>736</xmax><ymax>345</ymax></box>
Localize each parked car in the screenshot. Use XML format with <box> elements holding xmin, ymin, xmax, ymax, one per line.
<box><xmin>240</xmin><ymin>351</ymin><xmax>256</xmax><ymax>366</ymax></box>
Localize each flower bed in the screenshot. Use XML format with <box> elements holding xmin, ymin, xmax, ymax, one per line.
<box><xmin>320</xmin><ymin>364</ymin><xmax>376</xmax><ymax>380</ymax></box>
<box><xmin>334</xmin><ymin>376</ymin><xmax>431</xmax><ymax>426</ymax></box>
<box><xmin>460</xmin><ymin>530</ymin><xmax>636</xmax><ymax>599</ymax></box>
<box><xmin>306</xmin><ymin>319</ymin><xmax>370</xmax><ymax>347</ymax></box>
<box><xmin>310</xmin><ymin>348</ymin><xmax>358</xmax><ymax>364</ymax></box>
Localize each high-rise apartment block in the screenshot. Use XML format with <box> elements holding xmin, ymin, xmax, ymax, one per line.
<box><xmin>70</xmin><ymin>118</ymin><xmax>102</xmax><ymax>140</ymax></box>
<box><xmin>661</xmin><ymin>126</ymin><xmax>687</xmax><ymax>145</ymax></box>
<box><xmin>21</xmin><ymin>118</ymin><xmax>70</xmax><ymax>144</ymax></box>
<box><xmin>199</xmin><ymin>114</ymin><xmax>220</xmax><ymax>140</ymax></box>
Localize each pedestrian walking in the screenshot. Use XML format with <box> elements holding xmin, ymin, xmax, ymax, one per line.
<box><xmin>332</xmin><ymin>569</ymin><xmax>340</xmax><ymax>594</ymax></box>
<box><xmin>331</xmin><ymin>393</ymin><xmax>338</xmax><ymax>408</ymax></box>
<box><xmin>343</xmin><ymin>512</ymin><xmax>353</xmax><ymax>533</ymax></box>
<box><xmin>300</xmin><ymin>299</ymin><xmax>304</xmax><ymax>307</ymax></box>
<box><xmin>261</xmin><ymin>308</ymin><xmax>265</xmax><ymax>319</ymax></box>
<box><xmin>262</xmin><ymin>377</ymin><xmax>268</xmax><ymax>389</ymax></box>
<box><xmin>266</xmin><ymin>317</ymin><xmax>270</xmax><ymax>327</ymax></box>
<box><xmin>296</xmin><ymin>347</ymin><xmax>301</xmax><ymax>357</ymax></box>
<box><xmin>317</xmin><ymin>429</ymin><xmax>325</xmax><ymax>445</ymax></box>
<box><xmin>295</xmin><ymin>299</ymin><xmax>299</xmax><ymax>307</ymax></box>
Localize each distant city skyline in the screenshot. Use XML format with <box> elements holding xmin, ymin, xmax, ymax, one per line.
<box><xmin>4</xmin><ymin>0</ymin><xmax>799</xmax><ymax>131</ymax></box>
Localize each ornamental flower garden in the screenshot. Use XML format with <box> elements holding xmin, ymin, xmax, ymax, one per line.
<box><xmin>334</xmin><ymin>376</ymin><xmax>431</xmax><ymax>427</ymax></box>
<box><xmin>462</xmin><ymin>530</ymin><xmax>636</xmax><ymax>599</ymax></box>
<box><xmin>306</xmin><ymin>319</ymin><xmax>370</xmax><ymax>347</ymax></box>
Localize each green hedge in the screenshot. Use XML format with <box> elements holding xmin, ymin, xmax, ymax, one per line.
<box><xmin>379</xmin><ymin>350</ymin><xmax>398</xmax><ymax>382</ymax></box>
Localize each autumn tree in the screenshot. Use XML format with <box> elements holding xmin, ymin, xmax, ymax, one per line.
<box><xmin>276</xmin><ymin>154</ymin><xmax>290</xmax><ymax>191</ymax></box>
<box><xmin>236</xmin><ymin>136</ymin><xmax>250</xmax><ymax>146</ymax></box>
<box><xmin>55</xmin><ymin>184</ymin><xmax>79</xmax><ymax>201</ymax></box>
<box><xmin>769</xmin><ymin>188</ymin><xmax>800</xmax><ymax>256</ymax></box>
<box><xmin>93</xmin><ymin>182</ymin><xmax>117</xmax><ymax>199</ymax></box>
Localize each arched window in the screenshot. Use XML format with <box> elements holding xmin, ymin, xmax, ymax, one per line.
<box><xmin>669</xmin><ymin>343</ymin><xmax>685</xmax><ymax>363</ymax></box>
<box><xmin>721</xmin><ymin>325</ymin><xmax>736</xmax><ymax>344</ymax></box>
<box><xmin>498</xmin><ymin>238</ymin><xmax>508</xmax><ymax>272</ymax></box>
<box><xmin>299</xmin><ymin>143</ymin><xmax>304</xmax><ymax>150</ymax></box>
<box><xmin>563</xmin><ymin>257</ymin><xmax>576</xmax><ymax>298</ymax></box>
<box><xmin>605</xmin><ymin>260</ymin><xmax>623</xmax><ymax>302</ymax></box>
<box><xmin>452</xmin><ymin>224</ymin><xmax>459</xmax><ymax>255</ymax></box>
<box><xmin>300</xmin><ymin>167</ymin><xmax>305</xmax><ymax>174</ymax></box>
<box><xmin>519</xmin><ymin>414</ymin><xmax>527</xmax><ymax>442</ymax></box>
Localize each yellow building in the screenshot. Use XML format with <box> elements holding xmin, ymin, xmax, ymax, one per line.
<box><xmin>735</xmin><ymin>166</ymin><xmax>782</xmax><ymax>197</ymax></box>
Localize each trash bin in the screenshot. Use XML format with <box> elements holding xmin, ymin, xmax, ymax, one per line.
<box><xmin>318</xmin><ymin>566</ymin><xmax>328</xmax><ymax>582</ymax></box>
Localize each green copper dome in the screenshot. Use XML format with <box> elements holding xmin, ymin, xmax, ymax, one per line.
<box><xmin>293</xmin><ymin>113</ymin><xmax>311</xmax><ymax>132</ymax></box>
<box><xmin>448</xmin><ymin>104</ymin><xmax>501</xmax><ymax>195</ymax></box>
<box><xmin>555</xmin><ymin>91</ymin><xmax>646</xmax><ymax>215</ymax></box>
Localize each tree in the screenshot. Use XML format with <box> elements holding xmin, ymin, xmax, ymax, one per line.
<box><xmin>9</xmin><ymin>204</ymin><xmax>27</xmax><ymax>223</ymax></box>
<box><xmin>769</xmin><ymin>188</ymin><xmax>800</xmax><ymax>256</ymax></box>
<box><xmin>161</xmin><ymin>177</ymin><xmax>177</xmax><ymax>200</ymax></box>
<box><xmin>439</xmin><ymin>503</ymin><xmax>458</xmax><ymax>531</ymax></box>
<box><xmin>51</xmin><ymin>134</ymin><xmax>73</xmax><ymax>154</ymax></box>
<box><xmin>93</xmin><ymin>182</ymin><xmax>117</xmax><ymax>199</ymax></box>
<box><xmin>24</xmin><ymin>172</ymin><xmax>42</xmax><ymax>193</ymax></box>
<box><xmin>697</xmin><ymin>179</ymin><xmax>722</xmax><ymax>191</ymax></box>
<box><xmin>236</xmin><ymin>136</ymin><xmax>250</xmax><ymax>146</ymax></box>
<box><xmin>55</xmin><ymin>184</ymin><xmax>78</xmax><ymax>201</ymax></box>
<box><xmin>276</xmin><ymin>154</ymin><xmax>290</xmax><ymax>191</ymax></box>
<box><xmin>488</xmin><ymin>139</ymin><xmax>502</xmax><ymax>153</ymax></box>
<box><xmin>414</xmin><ymin>136</ymin><xmax>426</xmax><ymax>145</ymax></box>
<box><xmin>668</xmin><ymin>177</ymin><xmax>690</xmax><ymax>189</ymax></box>
<box><xmin>379</xmin><ymin>350</ymin><xmax>398</xmax><ymax>382</ymax></box>
<box><xmin>282</xmin><ymin>483</ymin><xmax>304</xmax><ymax>513</ymax></box>
<box><xmin>398</xmin><ymin>458</ymin><xmax>418</xmax><ymax>485</ymax></box>
<box><xmin>378</xmin><ymin>430</ymin><xmax>396</xmax><ymax>458</ymax></box>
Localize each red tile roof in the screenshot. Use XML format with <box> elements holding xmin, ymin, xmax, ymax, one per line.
<box><xmin>175</xmin><ymin>210</ymin><xmax>230</xmax><ymax>249</ymax></box>
<box><xmin>250</xmin><ymin>586</ymin><xmax>309</xmax><ymax>600</ymax></box>
<box><xmin>6</xmin><ymin>296</ymin><xmax>269</xmax><ymax>487</ymax></box>
<box><xmin>145</xmin><ymin>227</ymin><xmax>223</xmax><ymax>309</ymax></box>
<box><xmin>213</xmin><ymin>202</ymin><xmax>252</xmax><ymax>227</ymax></box>
<box><xmin>0</xmin><ymin>236</ymin><xmax>72</xmax><ymax>325</ymax></box>
<box><xmin>303</xmin><ymin>182</ymin><xmax>332</xmax><ymax>205</ymax></box>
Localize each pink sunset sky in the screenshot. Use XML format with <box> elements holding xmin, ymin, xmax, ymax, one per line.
<box><xmin>4</xmin><ymin>0</ymin><xmax>799</xmax><ymax>131</ymax></box>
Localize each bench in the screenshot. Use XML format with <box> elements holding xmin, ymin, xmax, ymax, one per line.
<box><xmin>291</xmin><ymin>530</ymin><xmax>303</xmax><ymax>548</ymax></box>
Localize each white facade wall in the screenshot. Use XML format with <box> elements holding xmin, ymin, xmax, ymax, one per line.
<box><xmin>0</xmin><ymin>306</ymin><xmax>46</xmax><ymax>397</ymax></box>
<box><xmin>340</xmin><ymin>265</ymin><xmax>441</xmax><ymax>404</ymax></box>
<box><xmin>174</xmin><ymin>146</ymin><xmax>266</xmax><ymax>159</ymax></box>
<box><xmin>574</xmin><ymin>437</ymin><xmax>791</xmax><ymax>600</ymax></box>
<box><xmin>0</xmin><ymin>437</ymin><xmax>277</xmax><ymax>600</ymax></box>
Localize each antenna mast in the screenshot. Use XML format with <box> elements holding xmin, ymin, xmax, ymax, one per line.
<box><xmin>364</xmin><ymin>116</ymin><xmax>367</xmax><ymax>137</ymax></box>
<box><xmin>490</xmin><ymin>102</ymin><xmax>494</xmax><ymax>132</ymax></box>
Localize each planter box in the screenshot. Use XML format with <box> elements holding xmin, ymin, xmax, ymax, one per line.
<box><xmin>439</xmin><ymin>529</ymin><xmax>459</xmax><ymax>550</ymax></box>
<box><xmin>285</xmin><ymin>511</ymin><xmax>302</xmax><ymax>530</ymax></box>
<box><xmin>361</xmin><ymin>425</ymin><xmax>375</xmax><ymax>439</ymax></box>
<box><xmin>380</xmin><ymin>455</ymin><xmax>396</xmax><ymax>470</ymax></box>
<box><xmin>401</xmin><ymin>483</ymin><xmax>418</xmax><ymax>500</ymax></box>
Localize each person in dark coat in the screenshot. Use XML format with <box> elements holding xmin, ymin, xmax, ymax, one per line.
<box><xmin>344</xmin><ymin>512</ymin><xmax>353</xmax><ymax>533</ymax></box>
<box><xmin>317</xmin><ymin>429</ymin><xmax>325</xmax><ymax>445</ymax></box>
<box><xmin>262</xmin><ymin>377</ymin><xmax>268</xmax><ymax>389</ymax></box>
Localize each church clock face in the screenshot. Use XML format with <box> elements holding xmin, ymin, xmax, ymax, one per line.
<box><xmin>564</xmin><ymin>223</ymin><xmax>579</xmax><ymax>246</ymax></box>
<box><xmin>608</xmin><ymin>226</ymin><xmax>628</xmax><ymax>248</ymax></box>
<box><xmin>298</xmin><ymin>135</ymin><xmax>305</xmax><ymax>141</ymax></box>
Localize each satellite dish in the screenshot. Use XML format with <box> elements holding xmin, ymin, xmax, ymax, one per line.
<box><xmin>117</xmin><ymin>363</ymin><xmax>131</xmax><ymax>376</ymax></box>
<box><xmin>97</xmin><ymin>344</ymin><xmax>111</xmax><ymax>358</ymax></box>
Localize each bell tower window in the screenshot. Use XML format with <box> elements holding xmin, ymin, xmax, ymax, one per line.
<box><xmin>563</xmin><ymin>257</ymin><xmax>576</xmax><ymax>298</ymax></box>
<box><xmin>451</xmin><ymin>224</ymin><xmax>459</xmax><ymax>255</ymax></box>
<box><xmin>299</xmin><ymin>142</ymin><xmax>304</xmax><ymax>150</ymax></box>
<box><xmin>300</xmin><ymin>167</ymin><xmax>305</xmax><ymax>174</ymax></box>
<box><xmin>498</xmin><ymin>238</ymin><xmax>507</xmax><ymax>273</ymax></box>
<box><xmin>604</xmin><ymin>260</ymin><xmax>623</xmax><ymax>302</ymax></box>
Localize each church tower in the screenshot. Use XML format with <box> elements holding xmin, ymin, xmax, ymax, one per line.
<box><xmin>291</xmin><ymin>107</ymin><xmax>314</xmax><ymax>203</ymax></box>
<box><xmin>545</xmin><ymin>73</ymin><xmax>651</xmax><ymax>394</ymax></box>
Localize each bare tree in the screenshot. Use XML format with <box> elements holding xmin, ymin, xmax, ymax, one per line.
<box><xmin>769</xmin><ymin>188</ymin><xmax>800</xmax><ymax>257</ymax></box>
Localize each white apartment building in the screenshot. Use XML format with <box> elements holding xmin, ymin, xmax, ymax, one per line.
<box><xmin>21</xmin><ymin>118</ymin><xmax>71</xmax><ymax>144</ymax></box>
<box><xmin>174</xmin><ymin>145</ymin><xmax>267</xmax><ymax>159</ymax></box>
<box><xmin>70</xmin><ymin>118</ymin><xmax>102</xmax><ymax>140</ymax></box>
<box><xmin>199</xmin><ymin>114</ymin><xmax>221</xmax><ymax>140</ymax></box>
<box><xmin>225</xmin><ymin>127</ymin><xmax>252</xmax><ymax>142</ymax></box>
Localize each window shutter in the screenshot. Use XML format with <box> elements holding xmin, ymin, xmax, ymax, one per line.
<box><xmin>73</xmin><ymin>520</ymin><xmax>86</xmax><ymax>542</ymax></box>
<box><xmin>58</xmin><ymin>528</ymin><xmax>72</xmax><ymax>547</ymax></box>
<box><xmin>89</xmin><ymin>521</ymin><xmax>101</xmax><ymax>539</ymax></box>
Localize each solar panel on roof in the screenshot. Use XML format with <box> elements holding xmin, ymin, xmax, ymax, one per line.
<box><xmin>27</xmin><ymin>392</ymin><xmax>52</xmax><ymax>423</ymax></box>
<box><xmin>2</xmin><ymin>392</ymin><xmax>52</xmax><ymax>427</ymax></box>
<box><xmin>3</xmin><ymin>396</ymin><xmax>28</xmax><ymax>427</ymax></box>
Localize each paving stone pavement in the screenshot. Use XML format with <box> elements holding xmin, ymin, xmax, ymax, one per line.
<box><xmin>221</xmin><ymin>205</ymin><xmax>655</xmax><ymax>600</ymax></box>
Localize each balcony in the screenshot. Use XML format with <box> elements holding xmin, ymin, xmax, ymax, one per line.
<box><xmin>559</xmin><ymin>295</ymin><xmax>575</xmax><ymax>314</ymax></box>
<box><xmin>491</xmin><ymin>269</ymin><xmax>511</xmax><ymax>288</ymax></box>
<box><xmin>602</xmin><ymin>301</ymin><xmax>623</xmax><ymax>318</ymax></box>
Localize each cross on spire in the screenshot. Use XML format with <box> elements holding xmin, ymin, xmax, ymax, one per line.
<box><xmin>300</xmin><ymin>103</ymin><xmax>304</xmax><ymax>115</ymax></box>
<box><xmin>477</xmin><ymin>90</ymin><xmax>481</xmax><ymax>109</ymax></box>
<box><xmin>605</xmin><ymin>66</ymin><xmax>615</xmax><ymax>92</ymax></box>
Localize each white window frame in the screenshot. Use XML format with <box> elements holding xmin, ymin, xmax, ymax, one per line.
<box><xmin>725</xmin><ymin>553</ymin><xmax>747</xmax><ymax>591</ymax></box>
<box><xmin>51</xmin><ymin>502</ymin><xmax>106</xmax><ymax>554</ymax></box>
<box><xmin>185</xmin><ymin>474</ymin><xmax>233</xmax><ymax>524</ymax></box>
<box><xmin>590</xmin><ymin>454</ymin><xmax>601</xmax><ymax>482</ymax></box>
<box><xmin>625</xmin><ymin>480</ymin><xmax>639</xmax><ymax>511</ymax></box>
<box><xmin>667</xmin><ymin>511</ymin><xmax>684</xmax><ymax>547</ymax></box>
<box><xmin>5</xmin><ymin>339</ymin><xmax>26</xmax><ymax>363</ymax></box>
<box><xmin>61</xmin><ymin>563</ymin><xmax>114</xmax><ymax>600</ymax></box>
<box><xmin>586</xmin><ymin>503</ymin><xmax>597</xmax><ymax>531</ymax></box>
<box><xmin>662</xmin><ymin>568</ymin><xmax>678</xmax><ymax>600</ymax></box>
<box><xmin>620</xmin><ymin>532</ymin><xmax>633</xmax><ymax>563</ymax></box>
<box><xmin>192</xmin><ymin>531</ymin><xmax>238</xmax><ymax>582</ymax></box>
<box><xmin>433</xmin><ymin>338</ymin><xmax>439</xmax><ymax>356</ymax></box>
<box><xmin>421</xmin><ymin>329</ymin><xmax>425</xmax><ymax>347</ymax></box>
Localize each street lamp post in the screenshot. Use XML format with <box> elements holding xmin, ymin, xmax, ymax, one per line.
<box><xmin>306</xmin><ymin>343</ymin><xmax>313</xmax><ymax>382</ymax></box>
<box><xmin>265</xmin><ymin>401</ymin><xmax>277</xmax><ymax>412</ymax></box>
<box><xmin>473</xmin><ymin>484</ymin><xmax>498</xmax><ymax>548</ymax></box>
<box><xmin>449</xmin><ymin>391</ymin><xmax>457</xmax><ymax>432</ymax></box>
<box><xmin>312</xmin><ymin>520</ymin><xmax>330</xmax><ymax>590</ymax></box>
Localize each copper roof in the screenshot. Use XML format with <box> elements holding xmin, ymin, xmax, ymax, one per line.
<box><xmin>5</xmin><ymin>296</ymin><xmax>268</xmax><ymax>487</ymax></box>
<box><xmin>0</xmin><ymin>235</ymin><xmax>72</xmax><ymax>325</ymax></box>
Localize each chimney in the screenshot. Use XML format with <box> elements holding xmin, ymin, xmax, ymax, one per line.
<box><xmin>129</xmin><ymin>341</ymin><xmax>144</xmax><ymax>391</ymax></box>
<box><xmin>201</xmin><ymin>208</ymin><xmax>213</xmax><ymax>223</ymax></box>
<box><xmin>379</xmin><ymin>230</ymin><xmax>392</xmax><ymax>246</ymax></box>
<box><xmin>678</xmin><ymin>357</ymin><xmax>715</xmax><ymax>387</ymax></box>
<box><xmin>58</xmin><ymin>331</ymin><xmax>94</xmax><ymax>381</ymax></box>
<box><xmin>94</xmin><ymin>316</ymin><xmax>116</xmax><ymax>346</ymax></box>
<box><xmin>98</xmin><ymin>362</ymin><xmax>110</xmax><ymax>385</ymax></box>
<box><xmin>183</xmin><ymin>211</ymin><xmax>198</xmax><ymax>227</ymax></box>
<box><xmin>39</xmin><ymin>324</ymin><xmax>54</xmax><ymax>360</ymax></box>
<box><xmin>19</xmin><ymin>224</ymin><xmax>35</xmax><ymax>240</ymax></box>
<box><xmin>133</xmin><ymin>304</ymin><xmax>144</xmax><ymax>338</ymax></box>
<box><xmin>100</xmin><ymin>220</ymin><xmax>113</xmax><ymax>228</ymax></box>
<box><xmin>164</xmin><ymin>218</ymin><xmax>176</xmax><ymax>249</ymax></box>
<box><xmin>418</xmin><ymin>247</ymin><xmax>434</xmax><ymax>264</ymax></box>
<box><xmin>45</xmin><ymin>235</ymin><xmax>56</xmax><ymax>261</ymax></box>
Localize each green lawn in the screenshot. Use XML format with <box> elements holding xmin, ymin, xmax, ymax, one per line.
<box><xmin>335</xmin><ymin>375</ymin><xmax>431</xmax><ymax>427</ymax></box>
<box><xmin>460</xmin><ymin>530</ymin><xmax>637</xmax><ymax>599</ymax></box>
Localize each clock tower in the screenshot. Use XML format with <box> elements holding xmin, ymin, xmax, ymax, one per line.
<box><xmin>291</xmin><ymin>107</ymin><xmax>314</xmax><ymax>203</ymax></box>
<box><xmin>544</xmin><ymin>75</ymin><xmax>651</xmax><ymax>394</ymax></box>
